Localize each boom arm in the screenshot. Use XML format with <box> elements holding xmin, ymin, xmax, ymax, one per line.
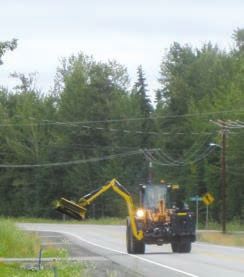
<box><xmin>55</xmin><ymin>178</ymin><xmax>143</xmax><ymax>240</ymax></box>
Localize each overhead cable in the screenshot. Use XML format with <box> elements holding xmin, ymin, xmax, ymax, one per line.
<box><xmin>0</xmin><ymin>149</ymin><xmax>143</xmax><ymax>168</ymax></box>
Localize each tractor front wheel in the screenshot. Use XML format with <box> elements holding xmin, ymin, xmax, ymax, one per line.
<box><xmin>126</xmin><ymin>220</ymin><xmax>145</xmax><ymax>254</ymax></box>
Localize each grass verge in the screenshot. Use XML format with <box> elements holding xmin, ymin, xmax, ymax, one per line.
<box><xmin>15</xmin><ymin>216</ymin><xmax>126</xmax><ymax>225</ymax></box>
<box><xmin>0</xmin><ymin>218</ymin><xmax>94</xmax><ymax>276</ymax></box>
<box><xmin>0</xmin><ymin>261</ymin><xmax>86</xmax><ymax>277</ymax></box>
<box><xmin>197</xmin><ymin>231</ymin><xmax>244</xmax><ymax>247</ymax></box>
<box><xmin>0</xmin><ymin>218</ymin><xmax>41</xmax><ymax>258</ymax></box>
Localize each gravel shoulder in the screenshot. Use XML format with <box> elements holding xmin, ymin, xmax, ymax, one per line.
<box><xmin>34</xmin><ymin>231</ymin><xmax>142</xmax><ymax>277</ymax></box>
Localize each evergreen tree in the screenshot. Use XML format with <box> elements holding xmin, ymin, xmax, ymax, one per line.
<box><xmin>132</xmin><ymin>65</ymin><xmax>154</xmax><ymax>148</ymax></box>
<box><xmin>232</xmin><ymin>27</ymin><xmax>244</xmax><ymax>50</ymax></box>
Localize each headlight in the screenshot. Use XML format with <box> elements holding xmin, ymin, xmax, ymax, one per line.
<box><xmin>136</xmin><ymin>209</ymin><xmax>144</xmax><ymax>218</ymax></box>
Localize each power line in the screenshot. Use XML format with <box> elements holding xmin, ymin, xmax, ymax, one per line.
<box><xmin>0</xmin><ymin>150</ymin><xmax>143</xmax><ymax>168</ymax></box>
<box><xmin>1</xmin><ymin>109</ymin><xmax>244</xmax><ymax>127</ymax></box>
<box><xmin>141</xmin><ymin>144</ymin><xmax>216</xmax><ymax>167</ymax></box>
<box><xmin>226</xmin><ymin>169</ymin><xmax>244</xmax><ymax>176</ymax></box>
<box><xmin>2</xmin><ymin>121</ymin><xmax>243</xmax><ymax>138</ymax></box>
<box><xmin>0</xmin><ymin>118</ymin><xmax>239</xmax><ymax>137</ymax></box>
<box><xmin>210</xmin><ymin>119</ymin><xmax>244</xmax><ymax>129</ymax></box>
<box><xmin>0</xmin><ymin>141</ymin><xmax>218</xmax><ymax>168</ymax></box>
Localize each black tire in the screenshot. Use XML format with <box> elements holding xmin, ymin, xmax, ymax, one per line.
<box><xmin>171</xmin><ymin>238</ymin><xmax>191</xmax><ymax>253</ymax></box>
<box><xmin>171</xmin><ymin>242</ymin><xmax>179</xmax><ymax>253</ymax></box>
<box><xmin>126</xmin><ymin>221</ymin><xmax>132</xmax><ymax>254</ymax></box>
<box><xmin>179</xmin><ymin>240</ymin><xmax>191</xmax><ymax>253</ymax></box>
<box><xmin>126</xmin><ymin>220</ymin><xmax>145</xmax><ymax>254</ymax></box>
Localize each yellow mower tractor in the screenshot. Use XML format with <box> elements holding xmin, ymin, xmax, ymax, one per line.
<box><xmin>54</xmin><ymin>178</ymin><xmax>196</xmax><ymax>254</ymax></box>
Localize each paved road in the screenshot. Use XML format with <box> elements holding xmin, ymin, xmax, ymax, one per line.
<box><xmin>18</xmin><ymin>223</ymin><xmax>244</xmax><ymax>277</ymax></box>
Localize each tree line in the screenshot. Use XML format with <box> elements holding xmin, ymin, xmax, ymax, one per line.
<box><xmin>0</xmin><ymin>29</ymin><xmax>243</xmax><ymax>224</ymax></box>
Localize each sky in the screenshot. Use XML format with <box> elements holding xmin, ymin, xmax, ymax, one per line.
<box><xmin>1</xmin><ymin>0</ymin><xmax>243</xmax><ymax>99</ymax></box>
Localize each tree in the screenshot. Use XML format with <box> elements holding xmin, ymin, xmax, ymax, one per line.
<box><xmin>155</xmin><ymin>43</ymin><xmax>197</xmax><ymax>164</ymax></box>
<box><xmin>0</xmin><ymin>73</ymin><xmax>58</xmax><ymax>217</ymax></box>
<box><xmin>232</xmin><ymin>27</ymin><xmax>244</xmax><ymax>50</ymax></box>
<box><xmin>53</xmin><ymin>53</ymin><xmax>148</xmax><ymax>218</ymax></box>
<box><xmin>132</xmin><ymin>65</ymin><xmax>154</xmax><ymax>149</ymax></box>
<box><xmin>0</xmin><ymin>38</ymin><xmax>17</xmax><ymax>65</ymax></box>
<box><xmin>155</xmin><ymin>37</ymin><xmax>244</xmax><ymax>222</ymax></box>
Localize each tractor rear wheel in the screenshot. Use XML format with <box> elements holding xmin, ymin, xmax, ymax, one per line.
<box><xmin>171</xmin><ymin>237</ymin><xmax>191</xmax><ymax>253</ymax></box>
<box><xmin>179</xmin><ymin>240</ymin><xmax>191</xmax><ymax>253</ymax></box>
<box><xmin>171</xmin><ymin>242</ymin><xmax>179</xmax><ymax>253</ymax></box>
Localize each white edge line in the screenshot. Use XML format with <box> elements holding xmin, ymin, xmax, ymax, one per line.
<box><xmin>33</xmin><ymin>228</ymin><xmax>200</xmax><ymax>277</ymax></box>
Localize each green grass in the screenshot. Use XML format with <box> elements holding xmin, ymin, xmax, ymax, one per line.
<box><xmin>197</xmin><ymin>232</ymin><xmax>244</xmax><ymax>247</ymax></box>
<box><xmin>0</xmin><ymin>218</ymin><xmax>41</xmax><ymax>258</ymax></box>
<box><xmin>0</xmin><ymin>260</ymin><xmax>92</xmax><ymax>277</ymax></box>
<box><xmin>0</xmin><ymin>217</ymin><xmax>120</xmax><ymax>277</ymax></box>
<box><xmin>0</xmin><ymin>218</ymin><xmax>87</xmax><ymax>276</ymax></box>
<box><xmin>0</xmin><ymin>218</ymin><xmax>69</xmax><ymax>259</ymax></box>
<box><xmin>15</xmin><ymin>216</ymin><xmax>126</xmax><ymax>225</ymax></box>
<box><xmin>14</xmin><ymin>217</ymin><xmax>62</xmax><ymax>224</ymax></box>
<box><xmin>197</xmin><ymin>220</ymin><xmax>244</xmax><ymax>246</ymax></box>
<box><xmin>200</xmin><ymin>220</ymin><xmax>244</xmax><ymax>232</ymax></box>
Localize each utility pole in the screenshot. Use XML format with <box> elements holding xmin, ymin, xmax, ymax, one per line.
<box><xmin>144</xmin><ymin>148</ymin><xmax>160</xmax><ymax>184</ymax></box>
<box><xmin>221</xmin><ymin>122</ymin><xmax>227</xmax><ymax>233</ymax></box>
<box><xmin>210</xmin><ymin>120</ymin><xmax>227</xmax><ymax>233</ymax></box>
<box><xmin>145</xmin><ymin>149</ymin><xmax>153</xmax><ymax>184</ymax></box>
<box><xmin>210</xmin><ymin>120</ymin><xmax>243</xmax><ymax>233</ymax></box>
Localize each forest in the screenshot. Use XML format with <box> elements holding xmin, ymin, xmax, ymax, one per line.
<box><xmin>0</xmin><ymin>28</ymin><xmax>243</xmax><ymax>224</ymax></box>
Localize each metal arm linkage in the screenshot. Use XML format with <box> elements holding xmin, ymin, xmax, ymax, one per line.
<box><xmin>55</xmin><ymin>178</ymin><xmax>143</xmax><ymax>240</ymax></box>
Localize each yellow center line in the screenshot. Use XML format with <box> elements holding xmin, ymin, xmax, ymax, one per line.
<box><xmin>193</xmin><ymin>250</ymin><xmax>244</xmax><ymax>263</ymax></box>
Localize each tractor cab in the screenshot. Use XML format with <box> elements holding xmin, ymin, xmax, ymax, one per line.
<box><xmin>139</xmin><ymin>182</ymin><xmax>178</xmax><ymax>211</ymax></box>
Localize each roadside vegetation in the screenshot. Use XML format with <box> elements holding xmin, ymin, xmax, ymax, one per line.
<box><xmin>0</xmin><ymin>261</ymin><xmax>85</xmax><ymax>277</ymax></box>
<box><xmin>197</xmin><ymin>232</ymin><xmax>244</xmax><ymax>247</ymax></box>
<box><xmin>199</xmin><ymin>220</ymin><xmax>244</xmax><ymax>232</ymax></box>
<box><xmin>0</xmin><ymin>218</ymin><xmax>41</xmax><ymax>258</ymax></box>
<box><xmin>0</xmin><ymin>218</ymin><xmax>94</xmax><ymax>276</ymax></box>
<box><xmin>197</xmin><ymin>221</ymin><xmax>244</xmax><ymax>247</ymax></box>
<box><xmin>15</xmin><ymin>216</ymin><xmax>126</xmax><ymax>225</ymax></box>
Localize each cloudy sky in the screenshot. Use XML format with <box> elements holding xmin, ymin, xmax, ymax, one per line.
<box><xmin>1</xmin><ymin>0</ymin><xmax>243</xmax><ymax>97</ymax></box>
